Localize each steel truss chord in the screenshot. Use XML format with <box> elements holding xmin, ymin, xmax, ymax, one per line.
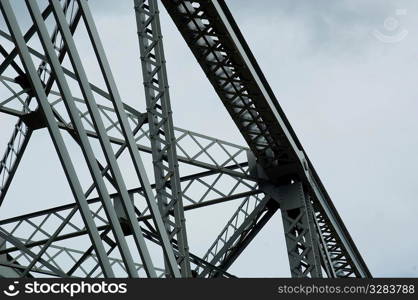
<box><xmin>162</xmin><ymin>0</ymin><xmax>370</xmax><ymax>278</ymax></box>
<box><xmin>135</xmin><ymin>0</ymin><xmax>191</xmax><ymax>277</ymax></box>
<box><xmin>311</xmin><ymin>199</ymin><xmax>361</xmax><ymax>277</ymax></box>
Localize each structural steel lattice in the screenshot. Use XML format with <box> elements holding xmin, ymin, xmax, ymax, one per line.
<box><xmin>0</xmin><ymin>0</ymin><xmax>371</xmax><ymax>278</ymax></box>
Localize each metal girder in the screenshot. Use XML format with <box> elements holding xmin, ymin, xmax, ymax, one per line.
<box><xmin>1</xmin><ymin>228</ymin><xmax>235</xmax><ymax>278</ymax></box>
<box><xmin>0</xmin><ymin>120</ymin><xmax>32</xmax><ymax>205</ymax></box>
<box><xmin>1</xmin><ymin>237</ymin><xmax>167</xmax><ymax>278</ymax></box>
<box><xmin>1</xmin><ymin>1</ymin><xmax>136</xmax><ymax>278</ymax></box>
<box><xmin>0</xmin><ymin>0</ymin><xmax>115</xmax><ymax>277</ymax></box>
<box><xmin>134</xmin><ymin>0</ymin><xmax>190</xmax><ymax>277</ymax></box>
<box><xmin>207</xmin><ymin>202</ymin><xmax>277</xmax><ymax>278</ymax></box>
<box><xmin>47</xmin><ymin>0</ymin><xmax>157</xmax><ymax>277</ymax></box>
<box><xmin>0</xmin><ymin>26</ymin><xmax>252</xmax><ymax>180</ymax></box>
<box><xmin>0</xmin><ymin>0</ymin><xmax>72</xmax><ymax>114</ymax></box>
<box><xmin>160</xmin><ymin>0</ymin><xmax>295</xmax><ymax>171</ymax></box>
<box><xmin>197</xmin><ymin>192</ymin><xmax>275</xmax><ymax>277</ymax></box>
<box><xmin>0</xmin><ymin>199</ymin><xmax>238</xmax><ymax>278</ymax></box>
<box><xmin>0</xmin><ymin>229</ymin><xmax>66</xmax><ymax>277</ymax></box>
<box><xmin>77</xmin><ymin>0</ymin><xmax>189</xmax><ymax>277</ymax></box>
<box><xmin>0</xmin><ymin>0</ymin><xmax>371</xmax><ymax>279</ymax></box>
<box><xmin>312</xmin><ymin>201</ymin><xmax>360</xmax><ymax>277</ymax></box>
<box><xmin>275</xmin><ymin>182</ymin><xmax>323</xmax><ymax>278</ymax></box>
<box><xmin>0</xmin><ymin>171</ymin><xmax>260</xmax><ymax>256</ymax></box>
<box><xmin>138</xmin><ymin>226</ymin><xmax>236</xmax><ymax>278</ymax></box>
<box><xmin>161</xmin><ymin>0</ymin><xmax>370</xmax><ymax>278</ymax></box>
<box><xmin>0</xmin><ymin>0</ymin><xmax>77</xmax><ymax>206</ymax></box>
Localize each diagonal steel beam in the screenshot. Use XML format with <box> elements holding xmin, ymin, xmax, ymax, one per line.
<box><xmin>76</xmin><ymin>0</ymin><xmax>187</xmax><ymax>278</ymax></box>
<box><xmin>0</xmin><ymin>0</ymin><xmax>114</xmax><ymax>277</ymax></box>
<box><xmin>48</xmin><ymin>0</ymin><xmax>157</xmax><ymax>277</ymax></box>
<box><xmin>0</xmin><ymin>1</ymin><xmax>78</xmax><ymax>208</ymax></box>
<box><xmin>0</xmin><ymin>3</ymin><xmax>54</xmax><ymax>75</ymax></box>
<box><xmin>208</xmin><ymin>202</ymin><xmax>277</xmax><ymax>277</ymax></box>
<box><xmin>0</xmin><ymin>188</ymin><xmax>262</xmax><ymax>259</ymax></box>
<box><xmin>162</xmin><ymin>0</ymin><xmax>370</xmax><ymax>278</ymax></box>
<box><xmin>0</xmin><ymin>228</ymin><xmax>66</xmax><ymax>277</ymax></box>
<box><xmin>0</xmin><ymin>27</ymin><xmax>252</xmax><ymax>180</ymax></box>
<box><xmin>198</xmin><ymin>191</ymin><xmax>268</xmax><ymax>277</ymax></box>
<box><xmin>0</xmin><ymin>120</ymin><xmax>32</xmax><ymax>206</ymax></box>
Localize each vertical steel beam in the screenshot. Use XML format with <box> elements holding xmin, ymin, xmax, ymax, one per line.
<box><xmin>134</xmin><ymin>0</ymin><xmax>191</xmax><ymax>277</ymax></box>
<box><xmin>0</xmin><ymin>0</ymin><xmax>114</xmax><ymax>277</ymax></box>
<box><xmin>279</xmin><ymin>182</ymin><xmax>322</xmax><ymax>278</ymax></box>
<box><xmin>76</xmin><ymin>0</ymin><xmax>180</xmax><ymax>278</ymax></box>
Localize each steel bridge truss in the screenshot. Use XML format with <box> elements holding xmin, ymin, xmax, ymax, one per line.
<box><xmin>0</xmin><ymin>0</ymin><xmax>370</xmax><ymax>278</ymax></box>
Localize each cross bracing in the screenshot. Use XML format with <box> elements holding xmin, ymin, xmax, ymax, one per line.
<box><xmin>0</xmin><ymin>0</ymin><xmax>370</xmax><ymax>278</ymax></box>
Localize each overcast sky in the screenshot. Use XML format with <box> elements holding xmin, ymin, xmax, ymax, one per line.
<box><xmin>1</xmin><ymin>0</ymin><xmax>418</xmax><ymax>277</ymax></box>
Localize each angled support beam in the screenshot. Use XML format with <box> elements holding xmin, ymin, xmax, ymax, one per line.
<box><xmin>1</xmin><ymin>25</ymin><xmax>252</xmax><ymax>180</ymax></box>
<box><xmin>66</xmin><ymin>227</ymin><xmax>111</xmax><ymax>277</ymax></box>
<box><xmin>197</xmin><ymin>191</ymin><xmax>268</xmax><ymax>277</ymax></box>
<box><xmin>0</xmin><ymin>229</ymin><xmax>66</xmax><ymax>277</ymax></box>
<box><xmin>139</xmin><ymin>226</ymin><xmax>237</xmax><ymax>278</ymax></box>
<box><xmin>47</xmin><ymin>0</ymin><xmax>157</xmax><ymax>277</ymax></box>
<box><xmin>76</xmin><ymin>0</ymin><xmax>180</xmax><ymax>278</ymax></box>
<box><xmin>0</xmin><ymin>45</ymin><xmax>24</xmax><ymax>76</ymax></box>
<box><xmin>0</xmin><ymin>120</ymin><xmax>32</xmax><ymax>206</ymax></box>
<box><xmin>312</xmin><ymin>203</ymin><xmax>359</xmax><ymax>277</ymax></box>
<box><xmin>0</xmin><ymin>0</ymin><xmax>114</xmax><ymax>277</ymax></box>
<box><xmin>162</xmin><ymin>0</ymin><xmax>370</xmax><ymax>278</ymax></box>
<box><xmin>135</xmin><ymin>0</ymin><xmax>191</xmax><ymax>277</ymax></box>
<box><xmin>310</xmin><ymin>200</ymin><xmax>337</xmax><ymax>278</ymax></box>
<box><xmin>0</xmin><ymin>3</ymin><xmax>54</xmax><ymax>75</ymax></box>
<box><xmin>203</xmin><ymin>197</ymin><xmax>277</xmax><ymax>278</ymax></box>
<box><xmin>0</xmin><ymin>238</ymin><xmax>33</xmax><ymax>277</ymax></box>
<box><xmin>0</xmin><ymin>1</ymin><xmax>79</xmax><ymax>208</ymax></box>
<box><xmin>19</xmin><ymin>207</ymin><xmax>78</xmax><ymax>277</ymax></box>
<box><xmin>209</xmin><ymin>201</ymin><xmax>277</xmax><ymax>277</ymax></box>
